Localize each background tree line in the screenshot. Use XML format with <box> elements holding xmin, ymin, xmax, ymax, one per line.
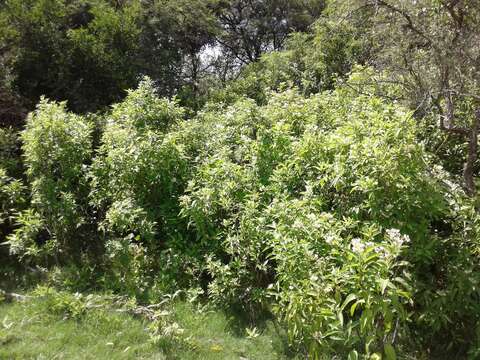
<box><xmin>0</xmin><ymin>0</ymin><xmax>325</xmax><ymax>119</ymax></box>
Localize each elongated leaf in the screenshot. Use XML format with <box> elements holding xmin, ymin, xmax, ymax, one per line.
<box><xmin>384</xmin><ymin>344</ymin><xmax>397</xmax><ymax>360</ymax></box>
<box><xmin>341</xmin><ymin>293</ymin><xmax>358</xmax><ymax>310</ymax></box>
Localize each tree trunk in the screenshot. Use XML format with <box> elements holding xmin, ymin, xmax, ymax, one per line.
<box><xmin>463</xmin><ymin>109</ymin><xmax>479</xmax><ymax>196</ymax></box>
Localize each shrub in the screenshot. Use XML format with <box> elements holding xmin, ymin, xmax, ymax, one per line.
<box><xmin>410</xmin><ymin>166</ymin><xmax>480</xmax><ymax>357</ymax></box>
<box><xmin>0</xmin><ymin>168</ymin><xmax>26</xmax><ymax>233</ymax></box>
<box><xmin>268</xmin><ymin>200</ymin><xmax>413</xmax><ymax>358</ymax></box>
<box><xmin>33</xmin><ymin>286</ymin><xmax>88</xmax><ymax>320</ymax></box>
<box><xmin>0</xmin><ymin>128</ymin><xmax>26</xmax><ymax>247</ymax></box>
<box><xmin>179</xmin><ymin>82</ymin><xmax>450</xmax><ymax>356</ymax></box>
<box><xmin>89</xmin><ymin>78</ymin><xmax>188</xmax><ymax>294</ymax></box>
<box><xmin>4</xmin><ymin>69</ymin><xmax>479</xmax><ymax>359</ymax></box>
<box><xmin>0</xmin><ymin>127</ymin><xmax>23</xmax><ymax>178</ymax></box>
<box><xmin>0</xmin><ymin>167</ymin><xmax>27</xmax><ymax>269</ymax></box>
<box><xmin>7</xmin><ymin>98</ymin><xmax>93</xmax><ymax>262</ymax></box>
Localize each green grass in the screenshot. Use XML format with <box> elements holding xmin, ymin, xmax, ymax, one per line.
<box><xmin>0</xmin><ymin>295</ymin><xmax>296</xmax><ymax>359</ymax></box>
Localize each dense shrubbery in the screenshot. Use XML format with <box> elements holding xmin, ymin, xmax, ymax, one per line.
<box><xmin>1</xmin><ymin>1</ymin><xmax>479</xmax><ymax>358</ymax></box>
<box><xmin>1</xmin><ymin>75</ymin><xmax>479</xmax><ymax>358</ymax></box>
<box><xmin>88</xmin><ymin>79</ymin><xmax>189</xmax><ymax>297</ymax></box>
<box><xmin>6</xmin><ymin>99</ymin><xmax>93</xmax><ymax>263</ymax></box>
<box><xmin>0</xmin><ymin>168</ymin><xmax>25</xmax><ymax>239</ymax></box>
<box><xmin>177</xmin><ymin>83</ymin><xmax>478</xmax><ymax>357</ymax></box>
<box><xmin>0</xmin><ymin>128</ymin><xmax>26</xmax><ymax>270</ymax></box>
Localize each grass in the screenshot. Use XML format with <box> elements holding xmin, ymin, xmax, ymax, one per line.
<box><xmin>0</xmin><ymin>292</ymin><xmax>296</xmax><ymax>359</ymax></box>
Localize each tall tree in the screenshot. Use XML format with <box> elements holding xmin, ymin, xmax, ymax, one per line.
<box><xmin>215</xmin><ymin>0</ymin><xmax>326</xmax><ymax>65</ymax></box>
<box><xmin>339</xmin><ymin>0</ymin><xmax>480</xmax><ymax>195</ymax></box>
<box><xmin>0</xmin><ymin>0</ymin><xmax>185</xmax><ymax>114</ymax></box>
<box><xmin>142</xmin><ymin>0</ymin><xmax>220</xmax><ymax>109</ymax></box>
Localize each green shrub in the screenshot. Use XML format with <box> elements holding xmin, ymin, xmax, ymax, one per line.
<box><xmin>179</xmin><ymin>81</ymin><xmax>451</xmax><ymax>356</ymax></box>
<box><xmin>0</xmin><ymin>127</ymin><xmax>23</xmax><ymax>178</ymax></box>
<box><xmin>410</xmin><ymin>166</ymin><xmax>480</xmax><ymax>356</ymax></box>
<box><xmin>7</xmin><ymin>98</ymin><xmax>93</xmax><ymax>262</ymax></box>
<box><xmin>0</xmin><ymin>168</ymin><xmax>26</xmax><ymax>231</ymax></box>
<box><xmin>0</xmin><ymin>128</ymin><xmax>26</xmax><ymax>246</ymax></box>
<box><xmin>268</xmin><ymin>200</ymin><xmax>412</xmax><ymax>358</ymax></box>
<box><xmin>33</xmin><ymin>286</ymin><xmax>88</xmax><ymax>320</ymax></box>
<box><xmin>0</xmin><ymin>167</ymin><xmax>27</xmax><ymax>271</ymax></box>
<box><xmin>89</xmin><ymin>78</ymin><xmax>188</xmax><ymax>295</ymax></box>
<box><xmin>4</xmin><ymin>69</ymin><xmax>479</xmax><ymax>358</ymax></box>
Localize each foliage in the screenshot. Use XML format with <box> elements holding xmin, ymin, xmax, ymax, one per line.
<box><xmin>215</xmin><ymin>0</ymin><xmax>326</xmax><ymax>64</ymax></box>
<box><xmin>336</xmin><ymin>0</ymin><xmax>480</xmax><ymax>195</ymax></box>
<box><xmin>0</xmin><ymin>127</ymin><xmax>22</xmax><ymax>177</ymax></box>
<box><xmin>0</xmin><ymin>0</ymin><xmax>324</xmax><ymax>115</ymax></box>
<box><xmin>410</xmin><ymin>166</ymin><xmax>480</xmax><ymax>357</ymax></box>
<box><xmin>89</xmin><ymin>78</ymin><xmax>186</xmax><ymax>237</ymax></box>
<box><xmin>0</xmin><ymin>128</ymin><xmax>26</xmax><ymax>240</ymax></box>
<box><xmin>89</xmin><ymin>78</ymin><xmax>189</xmax><ymax>296</ymax></box>
<box><xmin>1</xmin><ymin>2</ymin><xmax>480</xmax><ymax>357</ymax></box>
<box><xmin>65</xmin><ymin>1</ymin><xmax>144</xmax><ymax>111</ymax></box>
<box><xmin>178</xmin><ymin>82</ymin><xmax>454</xmax><ymax>356</ymax></box>
<box><xmin>0</xmin><ymin>167</ymin><xmax>26</xmax><ymax>245</ymax></box>
<box><xmin>33</xmin><ymin>286</ymin><xmax>89</xmax><ymax>319</ymax></box>
<box><xmin>6</xmin><ymin>98</ymin><xmax>93</xmax><ymax>262</ymax></box>
<box><xmin>0</xmin><ymin>0</ymin><xmax>182</xmax><ymax>113</ymax></box>
<box><xmin>210</xmin><ymin>15</ymin><xmax>370</xmax><ymax>105</ymax></box>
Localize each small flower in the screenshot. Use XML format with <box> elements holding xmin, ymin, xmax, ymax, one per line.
<box><xmin>386</xmin><ymin>228</ymin><xmax>410</xmax><ymax>248</ymax></box>
<box><xmin>374</xmin><ymin>245</ymin><xmax>388</xmax><ymax>259</ymax></box>
<box><xmin>325</xmin><ymin>235</ymin><xmax>335</xmax><ymax>245</ymax></box>
<box><xmin>351</xmin><ymin>238</ymin><xmax>365</xmax><ymax>253</ymax></box>
<box><xmin>386</xmin><ymin>228</ymin><xmax>401</xmax><ymax>239</ymax></box>
<box><xmin>293</xmin><ymin>219</ymin><xmax>303</xmax><ymax>229</ymax></box>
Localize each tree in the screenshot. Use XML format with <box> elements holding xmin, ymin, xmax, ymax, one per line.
<box><xmin>142</xmin><ymin>0</ymin><xmax>220</xmax><ymax>109</ymax></box>
<box><xmin>67</xmin><ymin>1</ymin><xmax>145</xmax><ymax>112</ymax></box>
<box><xmin>0</xmin><ymin>0</ymin><xmax>185</xmax><ymax>113</ymax></box>
<box><xmin>342</xmin><ymin>0</ymin><xmax>480</xmax><ymax>196</ymax></box>
<box><xmin>0</xmin><ymin>0</ymin><xmax>74</xmax><ymax>111</ymax></box>
<box><xmin>215</xmin><ymin>0</ymin><xmax>325</xmax><ymax>65</ymax></box>
<box><xmin>208</xmin><ymin>9</ymin><xmax>371</xmax><ymax>106</ymax></box>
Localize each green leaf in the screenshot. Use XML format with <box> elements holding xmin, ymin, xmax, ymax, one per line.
<box><xmin>379</xmin><ymin>279</ymin><xmax>390</xmax><ymax>294</ymax></box>
<box><xmin>337</xmin><ymin>310</ymin><xmax>344</xmax><ymax>326</ymax></box>
<box><xmin>350</xmin><ymin>299</ymin><xmax>364</xmax><ymax>317</ymax></box>
<box><xmin>348</xmin><ymin>350</ymin><xmax>359</xmax><ymax>360</ymax></box>
<box><xmin>341</xmin><ymin>293</ymin><xmax>357</xmax><ymax>310</ymax></box>
<box><xmin>360</xmin><ymin>309</ymin><xmax>372</xmax><ymax>333</ymax></box>
<box><xmin>384</xmin><ymin>344</ymin><xmax>397</xmax><ymax>360</ymax></box>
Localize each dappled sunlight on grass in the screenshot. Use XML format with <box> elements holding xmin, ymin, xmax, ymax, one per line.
<box><xmin>0</xmin><ymin>294</ymin><xmax>296</xmax><ymax>359</ymax></box>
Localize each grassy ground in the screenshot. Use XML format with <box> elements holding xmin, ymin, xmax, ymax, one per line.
<box><xmin>0</xmin><ymin>293</ymin><xmax>295</xmax><ymax>360</ymax></box>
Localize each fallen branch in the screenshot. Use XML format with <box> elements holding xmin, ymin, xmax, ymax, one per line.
<box><xmin>0</xmin><ymin>290</ymin><xmax>31</xmax><ymax>302</ymax></box>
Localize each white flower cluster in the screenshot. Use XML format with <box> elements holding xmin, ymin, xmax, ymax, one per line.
<box><xmin>386</xmin><ymin>228</ymin><xmax>410</xmax><ymax>248</ymax></box>
<box><xmin>351</xmin><ymin>238</ymin><xmax>379</xmax><ymax>254</ymax></box>
<box><xmin>325</xmin><ymin>235</ymin><xmax>335</xmax><ymax>245</ymax></box>
<box><xmin>349</xmin><ymin>229</ymin><xmax>410</xmax><ymax>258</ymax></box>
<box><xmin>350</xmin><ymin>233</ymin><xmax>406</xmax><ymax>260</ymax></box>
<box><xmin>351</xmin><ymin>238</ymin><xmax>366</xmax><ymax>253</ymax></box>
